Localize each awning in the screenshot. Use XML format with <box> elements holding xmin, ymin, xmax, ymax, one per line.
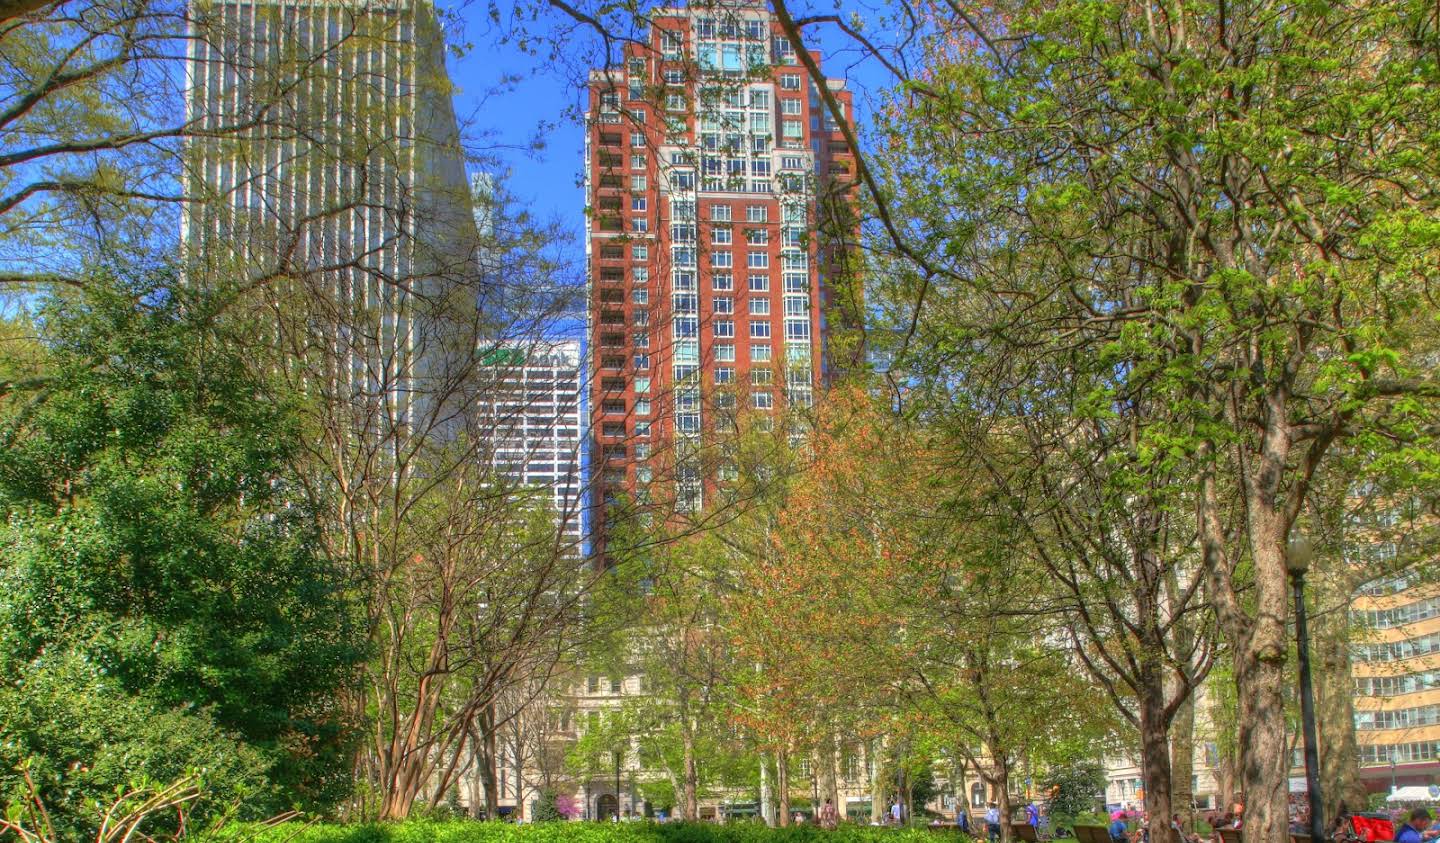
<box><xmin>1386</xmin><ymin>786</ymin><xmax>1440</xmax><ymax>803</ymax></box>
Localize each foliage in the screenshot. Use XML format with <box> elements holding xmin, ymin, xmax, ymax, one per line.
<box><xmin>529</xmin><ymin>790</ymin><xmax>564</xmax><ymax>823</ymax></box>
<box><xmin>867</xmin><ymin>0</ymin><xmax>1440</xmax><ymax>837</ymax></box>
<box><xmin>1041</xmin><ymin>762</ymin><xmax>1106</xmax><ymax>827</ymax></box>
<box><xmin>0</xmin><ymin>271</ymin><xmax>363</xmax><ymax>834</ymax></box>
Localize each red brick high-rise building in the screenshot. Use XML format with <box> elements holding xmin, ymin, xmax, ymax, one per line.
<box><xmin>586</xmin><ymin>0</ymin><xmax>857</xmax><ymax>555</ymax></box>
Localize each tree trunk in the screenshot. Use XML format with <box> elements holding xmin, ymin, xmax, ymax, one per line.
<box><xmin>869</xmin><ymin>737</ymin><xmax>892</xmax><ymax>824</ymax></box>
<box><xmin>1316</xmin><ymin>586</ymin><xmax>1366</xmax><ymax>818</ymax></box>
<box><xmin>761</xmin><ymin>752</ymin><xmax>776</xmax><ymax>826</ymax></box>
<box><xmin>1172</xmin><ymin>691</ymin><xmax>1196</xmax><ymax>825</ymax></box>
<box><xmin>478</xmin><ymin>703</ymin><xmax>499</xmax><ymax>820</ymax></box>
<box><xmin>513</xmin><ymin>730</ymin><xmax>525</xmax><ymax>821</ymax></box>
<box><xmin>468</xmin><ymin>741</ymin><xmax>484</xmax><ymax>819</ymax></box>
<box><xmin>1140</xmin><ymin>669</ymin><xmax>1178</xmax><ymax>843</ymax></box>
<box><xmin>682</xmin><ymin>727</ymin><xmax>699</xmax><ymax>821</ymax></box>
<box><xmin>777</xmin><ymin>745</ymin><xmax>792</xmax><ymax>826</ymax></box>
<box><xmin>824</xmin><ymin>737</ymin><xmax>841</xmax><ymax>813</ymax></box>
<box><xmin>871</xmin><ymin>737</ymin><xmax>888</xmax><ymax>824</ymax></box>
<box><xmin>995</xmin><ymin>759</ymin><xmax>1014</xmax><ymax>843</ymax></box>
<box><xmin>1236</xmin><ymin>630</ymin><xmax>1291</xmax><ymax>843</ymax></box>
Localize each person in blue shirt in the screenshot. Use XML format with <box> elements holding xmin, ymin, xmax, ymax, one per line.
<box><xmin>1396</xmin><ymin>808</ymin><xmax>1439</xmax><ymax>843</ymax></box>
<box><xmin>1109</xmin><ymin>815</ymin><xmax>1130</xmax><ymax>843</ymax></box>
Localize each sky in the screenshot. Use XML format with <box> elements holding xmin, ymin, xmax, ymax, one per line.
<box><xmin>439</xmin><ymin>1</ymin><xmax>904</xmax><ymax>244</ymax></box>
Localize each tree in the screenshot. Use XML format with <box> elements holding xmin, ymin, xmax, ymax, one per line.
<box><xmin>1044</xmin><ymin>761</ymin><xmax>1106</xmax><ymax>828</ymax></box>
<box><xmin>858</xmin><ymin>3</ymin><xmax>1440</xmax><ymax>842</ymax></box>
<box><xmin>0</xmin><ymin>271</ymin><xmax>362</xmax><ymax>835</ymax></box>
<box><xmin>728</xmin><ymin>390</ymin><xmax>1117</xmax><ymax>839</ymax></box>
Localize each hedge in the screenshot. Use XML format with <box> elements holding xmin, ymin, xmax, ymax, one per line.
<box><xmin>203</xmin><ymin>820</ymin><xmax>973</xmax><ymax>843</ymax></box>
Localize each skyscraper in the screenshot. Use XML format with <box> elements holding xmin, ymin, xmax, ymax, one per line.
<box><xmin>184</xmin><ymin>0</ymin><xmax>479</xmax><ymax>431</ymax></box>
<box><xmin>478</xmin><ymin>340</ymin><xmax>588</xmax><ymax>548</ymax></box>
<box><xmin>585</xmin><ymin>0</ymin><xmax>857</xmax><ymax>553</ymax></box>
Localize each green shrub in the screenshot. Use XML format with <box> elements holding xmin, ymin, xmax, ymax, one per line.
<box><xmin>203</xmin><ymin>819</ymin><xmax>973</xmax><ymax>843</ymax></box>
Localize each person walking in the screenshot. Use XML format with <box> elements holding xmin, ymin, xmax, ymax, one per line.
<box><xmin>957</xmin><ymin>806</ymin><xmax>971</xmax><ymax>834</ymax></box>
<box><xmin>987</xmin><ymin>802</ymin><xmax>1002</xmax><ymax>843</ymax></box>
<box><xmin>821</xmin><ymin>798</ymin><xmax>838</xmax><ymax>831</ymax></box>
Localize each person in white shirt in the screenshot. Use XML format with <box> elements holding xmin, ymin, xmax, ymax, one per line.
<box><xmin>986</xmin><ymin>802</ymin><xmax>1002</xmax><ymax>842</ymax></box>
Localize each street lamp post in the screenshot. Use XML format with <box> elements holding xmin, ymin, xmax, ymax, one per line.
<box><xmin>1390</xmin><ymin>751</ymin><xmax>1400</xmax><ymax>795</ymax></box>
<box><xmin>1288</xmin><ymin>539</ymin><xmax>1326</xmax><ymax>843</ymax></box>
<box><xmin>615</xmin><ymin>749</ymin><xmax>623</xmax><ymax>821</ymax></box>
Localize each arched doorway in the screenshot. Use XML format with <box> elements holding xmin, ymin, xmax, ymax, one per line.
<box><xmin>597</xmin><ymin>794</ymin><xmax>618</xmax><ymax>820</ymax></box>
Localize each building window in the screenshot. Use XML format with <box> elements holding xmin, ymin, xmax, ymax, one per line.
<box><xmin>714</xmin><ymin>320</ymin><xmax>735</xmax><ymax>338</ymax></box>
<box><xmin>712</xmin><ymin>251</ymin><xmax>733</xmax><ymax>268</ymax></box>
<box><xmin>780</xmin><ymin>98</ymin><xmax>802</xmax><ymax>115</ymax></box>
<box><xmin>711</xmin><ymin>203</ymin><xmax>732</xmax><ymax>221</ymax></box>
<box><xmin>631</xmin><ymin>131</ymin><xmax>646</xmax><ymax>147</ymax></box>
<box><xmin>714</xmin><ymin>296</ymin><xmax>733</xmax><ymax>314</ymax></box>
<box><xmin>780</xmin><ymin>73</ymin><xmax>801</xmax><ymax>90</ymax></box>
<box><xmin>712</xmin><ymin>272</ymin><xmax>734</xmax><ymax>291</ymax></box>
<box><xmin>748</xmin><ymin>252</ymin><xmax>769</xmax><ymax>268</ymax></box>
<box><xmin>632</xmin><ymin>244</ymin><xmax>648</xmax><ymax>260</ymax></box>
<box><xmin>751</xmin><ymin>392</ymin><xmax>773</xmax><ymax>410</ymax></box>
<box><xmin>632</xmin><ymin>288</ymin><xmax>649</xmax><ymax>304</ymax></box>
<box><xmin>751</xmin><ymin>368</ymin><xmax>773</xmax><ymax>385</ymax></box>
<box><xmin>635</xmin><ymin>377</ymin><xmax>651</xmax><ymax>394</ymax></box>
<box><xmin>785</xmin><ymin>320</ymin><xmax>811</xmax><ymax>341</ymax></box>
<box><xmin>716</xmin><ymin>343</ymin><xmax>735</xmax><ymax>362</ymax></box>
<box><xmin>746</xmin><ymin>205</ymin><xmax>768</xmax><ymax>222</ymax></box>
<box><xmin>632</xmin><ymin>197</ymin><xmax>648</xmax><ymax>212</ymax></box>
<box><xmin>749</xmin><ymin>298</ymin><xmax>771</xmax><ymax>315</ymax></box>
<box><xmin>783</xmin><ymin>119</ymin><xmax>803</xmax><ymax>139</ymax></box>
<box><xmin>751</xmin><ymin>344</ymin><xmax>772</xmax><ymax>361</ymax></box>
<box><xmin>749</xmin><ymin>320</ymin><xmax>771</xmax><ymax>338</ymax></box>
<box><xmin>746</xmin><ymin>228</ymin><xmax>769</xmax><ymax>245</ymax></box>
<box><xmin>713</xmin><ymin>226</ymin><xmax>732</xmax><ymax>244</ymax></box>
<box><xmin>749</xmin><ymin>274</ymin><xmax>770</xmax><ymax>292</ymax></box>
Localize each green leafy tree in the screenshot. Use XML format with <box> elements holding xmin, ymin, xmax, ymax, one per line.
<box><xmin>856</xmin><ymin>3</ymin><xmax>1440</xmax><ymax>842</ymax></box>
<box><xmin>0</xmin><ymin>271</ymin><xmax>363</xmax><ymax>834</ymax></box>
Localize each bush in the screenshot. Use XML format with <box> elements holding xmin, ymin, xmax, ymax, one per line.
<box><xmin>203</xmin><ymin>820</ymin><xmax>973</xmax><ymax>843</ymax></box>
<box><xmin>0</xmin><ymin>652</ymin><xmax>274</xmax><ymax>839</ymax></box>
<box><xmin>530</xmin><ymin>790</ymin><xmax>564</xmax><ymax>822</ymax></box>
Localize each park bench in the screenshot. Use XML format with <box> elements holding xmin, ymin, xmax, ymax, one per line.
<box><xmin>1074</xmin><ymin>826</ymin><xmax>1112</xmax><ymax>843</ymax></box>
<box><xmin>1217</xmin><ymin>828</ymin><xmax>1242</xmax><ymax>843</ymax></box>
<box><xmin>1012</xmin><ymin>823</ymin><xmax>1041</xmax><ymax>843</ymax></box>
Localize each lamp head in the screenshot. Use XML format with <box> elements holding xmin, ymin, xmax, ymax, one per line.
<box><xmin>1286</xmin><ymin>538</ymin><xmax>1314</xmax><ymax>576</ymax></box>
